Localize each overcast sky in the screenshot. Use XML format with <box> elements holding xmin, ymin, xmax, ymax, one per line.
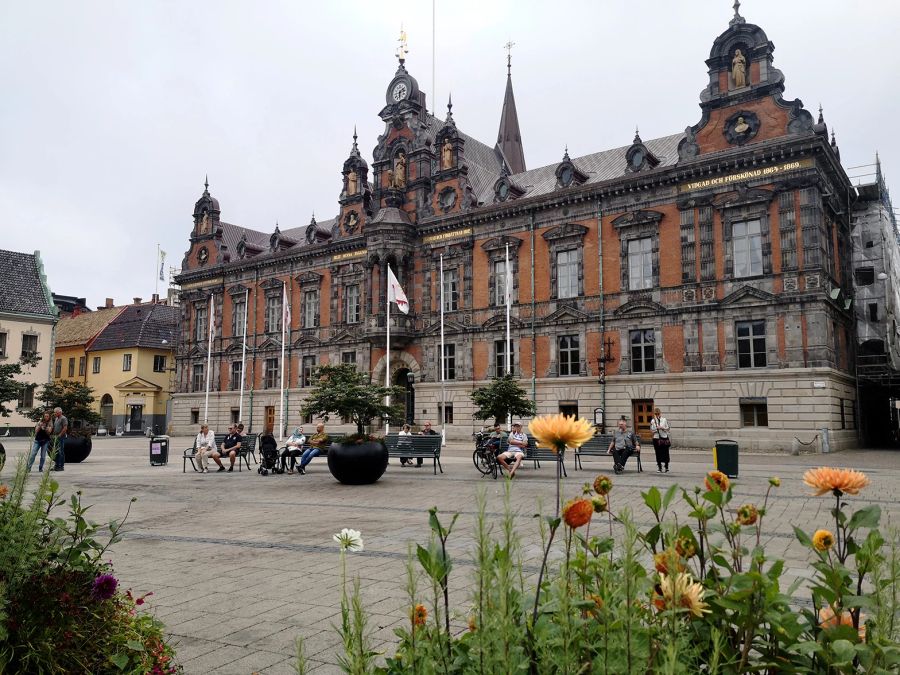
<box><xmin>2</xmin><ymin>1</ymin><xmax>897</xmax><ymax>309</ymax></box>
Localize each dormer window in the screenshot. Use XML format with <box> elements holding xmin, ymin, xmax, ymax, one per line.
<box><xmin>494</xmin><ymin>177</ymin><xmax>524</xmax><ymax>203</ymax></box>
<box><xmin>625</xmin><ymin>130</ymin><xmax>660</xmax><ymax>173</ymax></box>
<box><xmin>554</xmin><ymin>150</ymin><xmax>587</xmax><ymax>189</ymax></box>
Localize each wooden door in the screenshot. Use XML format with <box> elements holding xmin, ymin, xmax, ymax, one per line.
<box><xmin>631</xmin><ymin>399</ymin><xmax>654</xmax><ymax>440</ymax></box>
<box><xmin>265</xmin><ymin>406</ymin><xmax>275</xmax><ymax>433</ymax></box>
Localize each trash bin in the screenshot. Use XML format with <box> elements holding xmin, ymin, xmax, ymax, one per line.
<box><xmin>713</xmin><ymin>439</ymin><xmax>738</xmax><ymax>479</ymax></box>
<box><xmin>150</xmin><ymin>436</ymin><xmax>169</xmax><ymax>466</ymax></box>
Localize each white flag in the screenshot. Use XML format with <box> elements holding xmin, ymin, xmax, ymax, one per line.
<box><xmin>282</xmin><ymin>281</ymin><xmax>291</xmax><ymax>328</ymax></box>
<box><xmin>387</xmin><ymin>267</ymin><xmax>410</xmax><ymax>314</ymax></box>
<box><xmin>159</xmin><ymin>250</ymin><xmax>167</xmax><ymax>282</ymax></box>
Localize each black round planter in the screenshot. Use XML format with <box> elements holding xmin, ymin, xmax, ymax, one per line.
<box><xmin>63</xmin><ymin>436</ymin><xmax>93</xmax><ymax>463</ymax></box>
<box><xmin>327</xmin><ymin>441</ymin><xmax>388</xmax><ymax>485</ymax></box>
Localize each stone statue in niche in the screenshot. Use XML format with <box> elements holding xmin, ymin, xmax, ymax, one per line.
<box><xmin>347</xmin><ymin>169</ymin><xmax>358</xmax><ymax>195</ymax></box>
<box><xmin>199</xmin><ymin>212</ymin><xmax>210</xmax><ymax>234</ymax></box>
<box><xmin>734</xmin><ymin>116</ymin><xmax>750</xmax><ymax>134</ymax></box>
<box><xmin>731</xmin><ymin>48</ymin><xmax>747</xmax><ymax>88</ymax></box>
<box><xmin>345</xmin><ymin>212</ymin><xmax>359</xmax><ymax>234</ymax></box>
<box><xmin>391</xmin><ymin>153</ymin><xmax>407</xmax><ymax>188</ymax></box>
<box><xmin>441</xmin><ymin>138</ymin><xmax>453</xmax><ymax>170</ymax></box>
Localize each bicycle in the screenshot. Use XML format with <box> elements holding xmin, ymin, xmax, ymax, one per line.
<box><xmin>472</xmin><ymin>429</ymin><xmax>501</xmax><ymax>480</ymax></box>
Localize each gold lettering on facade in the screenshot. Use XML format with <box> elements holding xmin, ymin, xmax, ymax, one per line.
<box><xmin>422</xmin><ymin>227</ymin><xmax>473</xmax><ymax>244</ymax></box>
<box><xmin>180</xmin><ymin>277</ymin><xmax>224</xmax><ymax>291</ymax></box>
<box><xmin>331</xmin><ymin>249</ymin><xmax>367</xmax><ymax>262</ymax></box>
<box><xmin>677</xmin><ymin>158</ymin><xmax>814</xmax><ymax>193</ymax></box>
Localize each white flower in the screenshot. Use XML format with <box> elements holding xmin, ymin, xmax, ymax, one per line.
<box><xmin>333</xmin><ymin>528</ymin><xmax>364</xmax><ymax>552</ymax></box>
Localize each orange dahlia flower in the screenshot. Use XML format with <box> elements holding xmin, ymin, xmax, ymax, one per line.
<box><xmin>593</xmin><ymin>474</ymin><xmax>613</xmax><ymax>496</ymax></box>
<box><xmin>812</xmin><ymin>529</ymin><xmax>835</xmax><ymax>552</ymax></box>
<box><xmin>705</xmin><ymin>470</ymin><xmax>730</xmax><ymax>492</ymax></box>
<box><xmin>736</xmin><ymin>503</ymin><xmax>758</xmax><ymax>526</ymax></box>
<box><xmin>655</xmin><ymin>573</ymin><xmax>710</xmax><ymax>618</ymax></box>
<box><xmin>562</xmin><ymin>498</ymin><xmax>594</xmax><ymax>528</ymax></box>
<box><xmin>819</xmin><ymin>607</ymin><xmax>865</xmax><ymax>641</ymax></box>
<box><xmin>675</xmin><ymin>536</ymin><xmax>697</xmax><ymax>559</ymax></box>
<box><xmin>803</xmin><ymin>467</ymin><xmax>870</xmax><ymax>497</ymax></box>
<box><xmin>411</xmin><ymin>604</ymin><xmax>427</xmax><ymax>627</ymax></box>
<box><xmin>654</xmin><ymin>548</ymin><xmax>685</xmax><ymax>575</ymax></box>
<box><xmin>0</xmin><ymin>484</ymin><xmax>8</xmax><ymax>500</ymax></box>
<box><xmin>529</xmin><ymin>414</ymin><xmax>595</xmax><ymax>453</ymax></box>
<box><xmin>467</xmin><ymin>615</ymin><xmax>477</xmax><ymax>632</ymax></box>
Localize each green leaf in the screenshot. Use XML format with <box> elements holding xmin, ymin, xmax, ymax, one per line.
<box><xmin>643</xmin><ymin>524</ymin><xmax>661</xmax><ymax>549</ymax></box>
<box><xmin>830</xmin><ymin>639</ymin><xmax>856</xmax><ymax>665</ymax></box>
<box><xmin>416</xmin><ymin>544</ymin><xmax>433</xmax><ymax>577</ymax></box>
<box><xmin>642</xmin><ymin>487</ymin><xmax>662</xmax><ymax>515</ymax></box>
<box><xmin>793</xmin><ymin>526</ymin><xmax>813</xmax><ymax>548</ymax></box>
<box><xmin>848</xmin><ymin>505</ymin><xmax>881</xmax><ymax>532</ymax></box>
<box><xmin>662</xmin><ymin>483</ymin><xmax>678</xmax><ymax>510</ymax></box>
<box><xmin>110</xmin><ymin>653</ymin><xmax>130</xmax><ymax>669</ymax></box>
<box><xmin>125</xmin><ymin>639</ymin><xmax>145</xmax><ymax>652</ymax></box>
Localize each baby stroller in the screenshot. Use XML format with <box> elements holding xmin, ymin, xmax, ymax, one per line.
<box><xmin>258</xmin><ymin>434</ymin><xmax>283</xmax><ymax>475</ymax></box>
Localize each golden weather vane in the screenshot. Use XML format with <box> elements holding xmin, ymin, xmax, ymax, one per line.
<box><xmin>504</xmin><ymin>40</ymin><xmax>515</xmax><ymax>74</ymax></box>
<box><xmin>396</xmin><ymin>25</ymin><xmax>408</xmax><ymax>64</ymax></box>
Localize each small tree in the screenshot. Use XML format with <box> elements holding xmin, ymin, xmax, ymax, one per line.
<box><xmin>27</xmin><ymin>380</ymin><xmax>104</xmax><ymax>431</ymax></box>
<box><xmin>470</xmin><ymin>373</ymin><xmax>536</xmax><ymax>426</ymax></box>
<box><xmin>300</xmin><ymin>364</ymin><xmax>405</xmax><ymax>434</ymax></box>
<box><xmin>0</xmin><ymin>354</ymin><xmax>42</xmax><ymax>418</ymax></box>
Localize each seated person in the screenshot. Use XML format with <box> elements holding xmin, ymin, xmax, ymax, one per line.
<box><xmin>194</xmin><ymin>423</ymin><xmax>217</xmax><ymax>473</ymax></box>
<box><xmin>606</xmin><ymin>417</ymin><xmax>641</xmax><ymax>475</ymax></box>
<box><xmin>298</xmin><ymin>423</ymin><xmax>330</xmax><ymax>475</ymax></box>
<box><xmin>398</xmin><ymin>424</ymin><xmax>415</xmax><ymax>466</ymax></box>
<box><xmin>281</xmin><ymin>426</ymin><xmax>306</xmax><ymax>473</ymax></box>
<box><xmin>409</xmin><ymin>420</ymin><xmax>439</xmax><ymax>468</ymax></box>
<box><xmin>212</xmin><ymin>423</ymin><xmax>242</xmax><ymax>472</ymax></box>
<box><xmin>498</xmin><ymin>421</ymin><xmax>527</xmax><ymax>478</ymax></box>
<box><xmin>485</xmin><ymin>423</ymin><xmax>507</xmax><ymax>455</ymax></box>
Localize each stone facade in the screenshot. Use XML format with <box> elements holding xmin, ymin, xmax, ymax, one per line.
<box><xmin>172</xmin><ymin>7</ymin><xmax>865</xmax><ymax>451</ymax></box>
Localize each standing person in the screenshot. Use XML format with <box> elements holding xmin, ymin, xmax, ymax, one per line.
<box><xmin>212</xmin><ymin>423</ymin><xmax>242</xmax><ymax>472</ymax></box>
<box><xmin>281</xmin><ymin>426</ymin><xmax>306</xmax><ymax>473</ymax></box>
<box><xmin>50</xmin><ymin>407</ymin><xmax>68</xmax><ymax>472</ymax></box>
<box><xmin>498</xmin><ymin>421</ymin><xmax>527</xmax><ymax>478</ymax></box>
<box><xmin>27</xmin><ymin>411</ymin><xmax>53</xmax><ymax>472</ymax></box>
<box><xmin>650</xmin><ymin>407</ymin><xmax>671</xmax><ymax>473</ymax></box>
<box><xmin>194</xmin><ymin>423</ymin><xmax>217</xmax><ymax>473</ymax></box>
<box><xmin>606</xmin><ymin>417</ymin><xmax>641</xmax><ymax>475</ymax></box>
<box><xmin>297</xmin><ymin>423</ymin><xmax>330</xmax><ymax>475</ymax></box>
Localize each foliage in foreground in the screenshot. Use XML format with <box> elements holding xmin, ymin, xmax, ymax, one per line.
<box><xmin>303</xmin><ymin>468</ymin><xmax>900</xmax><ymax>674</ymax></box>
<box><xmin>0</xmin><ymin>454</ymin><xmax>180</xmax><ymax>673</ymax></box>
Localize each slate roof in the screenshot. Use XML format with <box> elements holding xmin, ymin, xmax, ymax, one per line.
<box><xmin>0</xmin><ymin>249</ymin><xmax>55</xmax><ymax>317</ymax></box>
<box><xmin>55</xmin><ymin>306</ymin><xmax>125</xmax><ymax>347</ymax></box>
<box><xmin>497</xmin><ymin>73</ymin><xmax>526</xmax><ymax>174</ymax></box>
<box><xmin>219</xmin><ymin>219</ymin><xmax>337</xmax><ymax>260</ymax></box>
<box><xmin>88</xmin><ymin>303</ymin><xmax>178</xmax><ymax>352</ymax></box>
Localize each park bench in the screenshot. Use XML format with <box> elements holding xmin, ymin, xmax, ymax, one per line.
<box><xmin>384</xmin><ymin>434</ymin><xmax>443</xmax><ymax>475</ymax></box>
<box><xmin>574</xmin><ymin>433</ymin><xmax>643</xmax><ymax>472</ymax></box>
<box><xmin>494</xmin><ymin>437</ymin><xmax>568</xmax><ymax>478</ymax></box>
<box><xmin>183</xmin><ymin>433</ymin><xmax>257</xmax><ymax>473</ymax></box>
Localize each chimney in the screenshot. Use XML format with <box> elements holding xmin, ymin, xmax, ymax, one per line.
<box><xmin>151</xmin><ymin>293</ymin><xmax>160</xmax><ymax>304</ymax></box>
<box><xmin>133</xmin><ymin>297</ymin><xmax>142</xmax><ymax>305</ymax></box>
<box><xmin>105</xmin><ymin>298</ymin><xmax>114</xmax><ymax>308</ymax></box>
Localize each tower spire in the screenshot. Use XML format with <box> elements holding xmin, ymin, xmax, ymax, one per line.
<box><xmin>496</xmin><ymin>42</ymin><xmax>526</xmax><ymax>174</ymax></box>
<box><xmin>729</xmin><ymin>0</ymin><xmax>745</xmax><ymax>26</ymax></box>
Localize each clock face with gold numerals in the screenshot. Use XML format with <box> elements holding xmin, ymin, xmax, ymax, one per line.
<box><xmin>391</xmin><ymin>81</ymin><xmax>408</xmax><ymax>102</ymax></box>
<box><xmin>198</xmin><ymin>246</ymin><xmax>209</xmax><ymax>265</ymax></box>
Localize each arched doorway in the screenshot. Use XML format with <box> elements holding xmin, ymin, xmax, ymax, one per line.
<box><xmin>100</xmin><ymin>394</ymin><xmax>113</xmax><ymax>429</ymax></box>
<box><xmin>393</xmin><ymin>368</ymin><xmax>414</xmax><ymax>426</ymax></box>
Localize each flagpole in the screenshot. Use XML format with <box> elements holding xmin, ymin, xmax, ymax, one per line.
<box><xmin>279</xmin><ymin>281</ymin><xmax>287</xmax><ymax>441</ymax></box>
<box><xmin>440</xmin><ymin>254</ymin><xmax>446</xmax><ymax>445</ymax></box>
<box><xmin>155</xmin><ymin>244</ymin><xmax>160</xmax><ymax>298</ymax></box>
<box><xmin>385</xmin><ymin>268</ymin><xmax>391</xmax><ymax>436</ymax></box>
<box><xmin>505</xmin><ymin>243</ymin><xmax>512</xmax><ymax>431</ymax></box>
<box><xmin>238</xmin><ymin>288</ymin><xmax>248</xmax><ymax>424</ymax></box>
<box><xmin>204</xmin><ymin>293</ymin><xmax>213</xmax><ymax>423</ymax></box>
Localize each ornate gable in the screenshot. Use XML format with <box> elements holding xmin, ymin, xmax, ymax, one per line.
<box><xmin>544</xmin><ymin>305</ymin><xmax>590</xmax><ymax>323</ymax></box>
<box><xmin>720</xmin><ymin>285</ymin><xmax>776</xmax><ymax>306</ymax></box>
<box><xmin>542</xmin><ymin>222</ymin><xmax>588</xmax><ymax>242</ymax></box>
<box><xmin>614</xmin><ymin>298</ymin><xmax>667</xmax><ymax>316</ymax></box>
<box><xmin>482</xmin><ymin>314</ymin><xmax>524</xmax><ymax>330</ymax></box>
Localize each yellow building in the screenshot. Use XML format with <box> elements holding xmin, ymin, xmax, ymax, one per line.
<box><xmin>54</xmin><ymin>305</ymin><xmax>124</xmax><ymax>385</ymax></box>
<box><xmin>86</xmin><ymin>302</ymin><xmax>177</xmax><ymax>434</ymax></box>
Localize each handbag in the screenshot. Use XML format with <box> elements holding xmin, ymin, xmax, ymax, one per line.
<box><xmin>658</xmin><ymin>437</ymin><xmax>671</xmax><ymax>449</ymax></box>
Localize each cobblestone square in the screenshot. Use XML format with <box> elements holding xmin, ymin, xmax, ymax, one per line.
<box><xmin>3</xmin><ymin>436</ymin><xmax>898</xmax><ymax>673</ymax></box>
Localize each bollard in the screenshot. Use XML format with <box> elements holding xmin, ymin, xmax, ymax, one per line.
<box><xmin>820</xmin><ymin>428</ymin><xmax>831</xmax><ymax>454</ymax></box>
<box><xmin>791</xmin><ymin>438</ymin><xmax>800</xmax><ymax>456</ymax></box>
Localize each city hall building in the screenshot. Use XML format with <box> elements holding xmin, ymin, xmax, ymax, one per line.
<box><xmin>172</xmin><ymin>7</ymin><xmax>861</xmax><ymax>451</ymax></box>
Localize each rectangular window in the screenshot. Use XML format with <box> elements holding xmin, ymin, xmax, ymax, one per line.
<box><xmin>493</xmin><ymin>260</ymin><xmax>509</xmax><ymax>306</ymax></box>
<box><xmin>122</xmin><ymin>353</ymin><xmax>132</xmax><ymax>372</ymax></box>
<box><xmin>442</xmin><ymin>344</ymin><xmax>456</xmax><ymax>380</ymax></box>
<box><xmin>0</xmin><ymin>332</ymin><xmax>6</xmax><ymax>357</ymax></box>
<box><xmin>869</xmin><ymin>303</ymin><xmax>879</xmax><ymax>322</ymax></box>
<box><xmin>21</xmin><ymin>334</ymin><xmax>38</xmax><ymax>358</ymax></box>
<box><xmin>855</xmin><ymin>267</ymin><xmax>875</xmax><ymax>286</ymax></box>
<box><xmin>630</xmin><ymin>329</ymin><xmax>656</xmax><ymax>373</ymax></box>
<box><xmin>301</xmin><ymin>355</ymin><xmax>317</xmax><ymax>387</ymax></box>
<box><xmin>92</xmin><ymin>356</ymin><xmax>101</xmax><ymax>374</ymax></box>
<box><xmin>68</xmin><ymin>358</ymin><xmax>75</xmax><ymax>377</ymax></box>
<box><xmin>344</xmin><ymin>284</ymin><xmax>360</xmax><ymax>324</ymax></box>
<box><xmin>231</xmin><ymin>409</ymin><xmax>240</xmax><ymax>424</ymax></box>
<box><xmin>736</xmin><ymin>320</ymin><xmax>767</xmax><ymax>368</ymax></box>
<box><xmin>740</xmin><ymin>400</ymin><xmax>768</xmax><ymax>427</ymax></box>
<box><xmin>680</xmin><ymin>209</ymin><xmax>696</xmax><ymax>283</ymax></box>
<box><xmin>733</xmin><ymin>219</ymin><xmax>763</xmax><ymax>278</ymax></box>
<box><xmin>190</xmin><ymin>408</ymin><xmax>200</xmax><ymax>425</ymax></box>
<box><xmin>265</xmin><ymin>295</ymin><xmax>282</xmax><ymax>333</ymax></box>
<box><xmin>443</xmin><ymin>268</ymin><xmax>459</xmax><ymax>312</ymax></box>
<box><xmin>194</xmin><ymin>305</ymin><xmax>208</xmax><ymax>342</ymax></box>
<box><xmin>303</xmin><ymin>290</ymin><xmax>319</xmax><ymax>328</ymax></box>
<box><xmin>558</xmin><ymin>334</ymin><xmax>580</xmax><ymax>376</ymax></box>
<box><xmin>192</xmin><ymin>364</ymin><xmax>204</xmax><ymax>392</ymax></box>
<box><xmin>557</xmin><ymin>249</ymin><xmax>579</xmax><ymax>298</ymax></box>
<box><xmin>439</xmin><ymin>403</ymin><xmax>454</xmax><ymax>424</ymax></box>
<box><xmin>779</xmin><ymin>191</ymin><xmax>798</xmax><ymax>271</ymax></box>
<box><xmin>230</xmin><ymin>361</ymin><xmax>242</xmax><ymax>390</ymax></box>
<box><xmin>698</xmin><ymin>206</ymin><xmax>715</xmax><ymax>281</ymax></box>
<box><xmin>840</xmin><ymin>398</ymin><xmax>846</xmax><ymax>430</ymax></box>
<box><xmin>495</xmin><ymin>339</ymin><xmax>514</xmax><ymax>377</ymax></box>
<box><xmin>17</xmin><ymin>384</ymin><xmax>35</xmax><ymax>409</ymax></box>
<box><xmin>627</xmin><ymin>237</ymin><xmax>653</xmax><ymax>290</ymax></box>
<box><xmin>264</xmin><ymin>357</ymin><xmax>279</xmax><ymax>389</ymax></box>
<box><xmin>232</xmin><ymin>296</ymin><xmax>247</xmax><ymax>337</ymax></box>
<box><xmin>78</xmin><ymin>356</ymin><xmax>86</xmax><ymax>376</ymax></box>
<box><xmin>55</xmin><ymin>358</ymin><xmax>62</xmax><ymax>378</ymax></box>
<box><xmin>153</xmin><ymin>355</ymin><xmax>166</xmax><ymax>372</ymax></box>
<box><xmin>341</xmin><ymin>351</ymin><xmax>356</xmax><ymax>365</ymax></box>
